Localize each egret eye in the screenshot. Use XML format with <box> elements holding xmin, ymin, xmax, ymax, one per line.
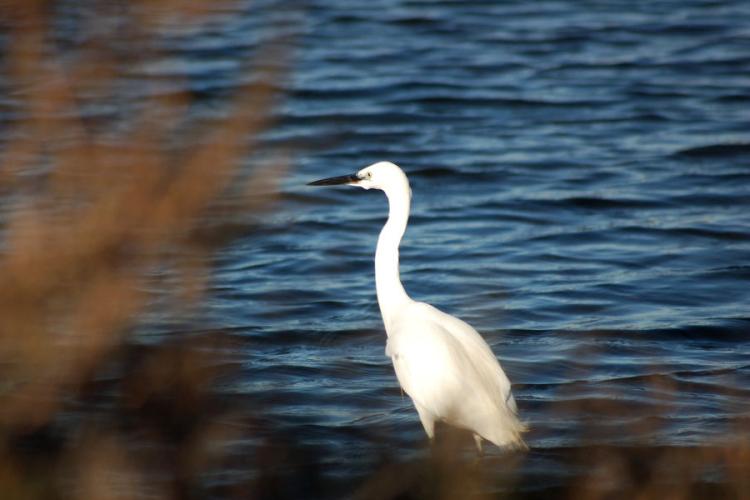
<box><xmin>366</xmin><ymin>171</ymin><xmax>372</xmax><ymax>179</ymax></box>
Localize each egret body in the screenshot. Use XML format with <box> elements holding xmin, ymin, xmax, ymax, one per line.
<box><xmin>309</xmin><ymin>161</ymin><xmax>527</xmax><ymax>452</ymax></box>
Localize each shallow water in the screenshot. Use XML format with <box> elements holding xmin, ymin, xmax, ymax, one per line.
<box><xmin>6</xmin><ymin>0</ymin><xmax>750</xmax><ymax>496</ymax></box>
<box><xmin>207</xmin><ymin>0</ymin><xmax>750</xmax><ymax>493</ymax></box>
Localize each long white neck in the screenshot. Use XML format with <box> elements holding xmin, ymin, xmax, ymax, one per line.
<box><xmin>375</xmin><ymin>181</ymin><xmax>412</xmax><ymax>333</ymax></box>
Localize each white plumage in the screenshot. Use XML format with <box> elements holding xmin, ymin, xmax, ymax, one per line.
<box><xmin>309</xmin><ymin>161</ymin><xmax>527</xmax><ymax>452</ymax></box>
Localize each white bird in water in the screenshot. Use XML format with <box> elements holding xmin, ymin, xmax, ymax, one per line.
<box><xmin>309</xmin><ymin>161</ymin><xmax>527</xmax><ymax>452</ymax></box>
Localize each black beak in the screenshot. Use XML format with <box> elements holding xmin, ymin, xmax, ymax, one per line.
<box><xmin>307</xmin><ymin>173</ymin><xmax>360</xmax><ymax>186</ymax></box>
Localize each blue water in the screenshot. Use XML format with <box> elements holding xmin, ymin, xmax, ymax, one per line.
<box><xmin>207</xmin><ymin>1</ymin><xmax>750</xmax><ymax>493</ymax></box>
<box><xmin>6</xmin><ymin>0</ymin><xmax>750</xmax><ymax>496</ymax></box>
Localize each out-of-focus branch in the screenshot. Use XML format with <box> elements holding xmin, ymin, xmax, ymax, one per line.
<box><xmin>0</xmin><ymin>2</ymin><xmax>291</xmax><ymax>497</ymax></box>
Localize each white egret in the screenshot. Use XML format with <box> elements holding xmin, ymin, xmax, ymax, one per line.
<box><xmin>309</xmin><ymin>161</ymin><xmax>527</xmax><ymax>452</ymax></box>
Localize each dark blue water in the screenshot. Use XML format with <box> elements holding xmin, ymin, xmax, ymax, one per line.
<box><xmin>7</xmin><ymin>0</ymin><xmax>750</xmax><ymax>496</ymax></box>
<box><xmin>204</xmin><ymin>1</ymin><xmax>750</xmax><ymax>494</ymax></box>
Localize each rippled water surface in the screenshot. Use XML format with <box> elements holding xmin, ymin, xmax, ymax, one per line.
<box><xmin>7</xmin><ymin>0</ymin><xmax>750</xmax><ymax>496</ymax></box>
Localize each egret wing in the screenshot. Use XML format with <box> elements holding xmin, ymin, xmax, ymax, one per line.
<box><xmin>386</xmin><ymin>305</ymin><xmax>481</xmax><ymax>420</ymax></box>
<box><xmin>416</xmin><ymin>302</ymin><xmax>516</xmax><ymax>412</ymax></box>
<box><xmin>387</xmin><ymin>302</ymin><xmax>526</xmax><ymax>447</ymax></box>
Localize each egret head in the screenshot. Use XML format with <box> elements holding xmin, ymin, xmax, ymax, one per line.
<box><xmin>308</xmin><ymin>161</ymin><xmax>410</xmax><ymax>194</ymax></box>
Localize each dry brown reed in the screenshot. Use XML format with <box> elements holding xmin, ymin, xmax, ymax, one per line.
<box><xmin>0</xmin><ymin>1</ymin><xmax>287</xmax><ymax>498</ymax></box>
